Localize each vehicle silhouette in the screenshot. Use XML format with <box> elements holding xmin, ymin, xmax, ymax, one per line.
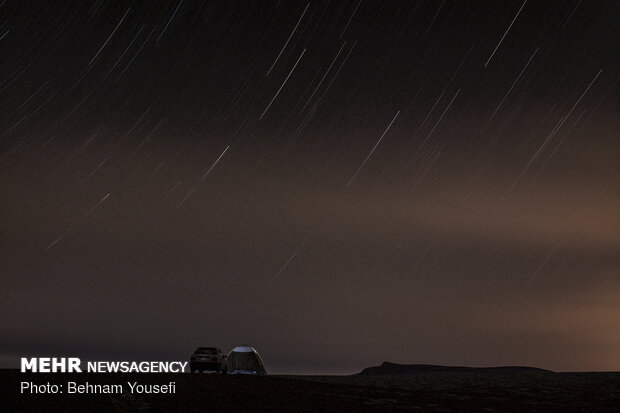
<box><xmin>189</xmin><ymin>347</ymin><xmax>227</xmax><ymax>373</ymax></box>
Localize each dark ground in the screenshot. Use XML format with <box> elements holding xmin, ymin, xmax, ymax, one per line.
<box><xmin>2</xmin><ymin>369</ymin><xmax>620</xmax><ymax>412</ymax></box>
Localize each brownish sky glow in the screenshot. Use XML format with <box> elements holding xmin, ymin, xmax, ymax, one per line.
<box><xmin>1</xmin><ymin>1</ymin><xmax>618</xmax><ymax>373</ymax></box>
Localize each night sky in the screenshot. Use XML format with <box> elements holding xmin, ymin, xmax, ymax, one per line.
<box><xmin>1</xmin><ymin>0</ymin><xmax>619</xmax><ymax>374</ymax></box>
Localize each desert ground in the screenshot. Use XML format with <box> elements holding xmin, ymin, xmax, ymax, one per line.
<box><xmin>3</xmin><ymin>368</ymin><xmax>620</xmax><ymax>412</ymax></box>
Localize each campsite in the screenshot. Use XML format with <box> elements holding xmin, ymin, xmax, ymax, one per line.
<box><xmin>2</xmin><ymin>1</ymin><xmax>618</xmax><ymax>411</ymax></box>
<box><xmin>190</xmin><ymin>345</ymin><xmax>267</xmax><ymax>375</ymax></box>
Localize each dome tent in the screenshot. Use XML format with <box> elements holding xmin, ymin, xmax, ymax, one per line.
<box><xmin>226</xmin><ymin>345</ymin><xmax>267</xmax><ymax>375</ymax></box>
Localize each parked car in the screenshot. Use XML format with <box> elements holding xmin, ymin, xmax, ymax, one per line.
<box><xmin>190</xmin><ymin>347</ymin><xmax>227</xmax><ymax>373</ymax></box>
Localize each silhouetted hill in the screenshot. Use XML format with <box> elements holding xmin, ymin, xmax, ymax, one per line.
<box><xmin>357</xmin><ymin>361</ymin><xmax>552</xmax><ymax>375</ymax></box>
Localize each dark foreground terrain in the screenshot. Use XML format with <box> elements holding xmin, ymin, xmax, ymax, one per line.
<box><xmin>2</xmin><ymin>368</ymin><xmax>620</xmax><ymax>412</ymax></box>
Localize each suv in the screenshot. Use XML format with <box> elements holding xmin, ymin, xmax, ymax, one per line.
<box><xmin>190</xmin><ymin>347</ymin><xmax>227</xmax><ymax>373</ymax></box>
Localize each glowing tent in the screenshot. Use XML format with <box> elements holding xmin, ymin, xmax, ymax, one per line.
<box><xmin>225</xmin><ymin>345</ymin><xmax>267</xmax><ymax>375</ymax></box>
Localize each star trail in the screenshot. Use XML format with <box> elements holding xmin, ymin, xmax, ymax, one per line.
<box><xmin>1</xmin><ymin>0</ymin><xmax>618</xmax><ymax>374</ymax></box>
